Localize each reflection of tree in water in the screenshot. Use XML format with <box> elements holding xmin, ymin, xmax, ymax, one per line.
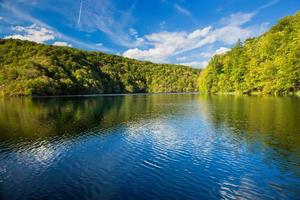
<box><xmin>198</xmin><ymin>95</ymin><xmax>300</xmax><ymax>174</ymax></box>
<box><xmin>0</xmin><ymin>94</ymin><xmax>196</xmax><ymax>141</ymax></box>
<box><xmin>2</xmin><ymin>94</ymin><xmax>299</xmax><ymax>169</ymax></box>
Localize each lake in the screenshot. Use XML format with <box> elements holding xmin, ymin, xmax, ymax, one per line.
<box><xmin>0</xmin><ymin>94</ymin><xmax>299</xmax><ymax>200</ymax></box>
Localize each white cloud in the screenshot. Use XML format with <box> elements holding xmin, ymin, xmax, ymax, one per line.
<box><xmin>123</xmin><ymin>26</ymin><xmax>212</xmax><ymax>62</ymax></box>
<box><xmin>174</xmin><ymin>4</ymin><xmax>191</xmax><ymax>16</ymax></box>
<box><xmin>127</xmin><ymin>28</ymin><xmax>145</xmax><ymax>46</ymax></box>
<box><xmin>15</xmin><ymin>0</ymin><xmax>38</xmax><ymax>6</ymax></box>
<box><xmin>188</xmin><ymin>27</ymin><xmax>211</xmax><ymax>39</ymax></box>
<box><xmin>214</xmin><ymin>26</ymin><xmax>251</xmax><ymax>44</ymax></box>
<box><xmin>123</xmin><ymin>11</ymin><xmax>268</xmax><ymax>64</ymax></box>
<box><xmin>179</xmin><ymin>61</ymin><xmax>208</xmax><ymax>68</ymax></box>
<box><xmin>0</xmin><ymin>16</ymin><xmax>3</xmax><ymax>20</ymax></box>
<box><xmin>53</xmin><ymin>41</ymin><xmax>72</xmax><ymax>47</ymax></box>
<box><xmin>77</xmin><ymin>0</ymin><xmax>83</xmax><ymax>25</ymax></box>
<box><xmin>5</xmin><ymin>24</ymin><xmax>55</xmax><ymax>43</ymax></box>
<box><xmin>129</xmin><ymin>28</ymin><xmax>138</xmax><ymax>37</ymax></box>
<box><xmin>96</xmin><ymin>43</ymin><xmax>103</xmax><ymax>46</ymax></box>
<box><xmin>200</xmin><ymin>47</ymin><xmax>231</xmax><ymax>58</ymax></box>
<box><xmin>219</xmin><ymin>12</ymin><xmax>255</xmax><ymax>26</ymax></box>
<box><xmin>160</xmin><ymin>21</ymin><xmax>166</xmax><ymax>29</ymax></box>
<box><xmin>214</xmin><ymin>47</ymin><xmax>230</xmax><ymax>55</ymax></box>
<box><xmin>257</xmin><ymin>0</ymin><xmax>280</xmax><ymax>11</ymax></box>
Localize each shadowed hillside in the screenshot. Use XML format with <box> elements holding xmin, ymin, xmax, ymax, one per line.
<box><xmin>0</xmin><ymin>39</ymin><xmax>200</xmax><ymax>96</ymax></box>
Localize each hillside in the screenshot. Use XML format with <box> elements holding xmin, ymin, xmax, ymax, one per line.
<box><xmin>199</xmin><ymin>12</ymin><xmax>300</xmax><ymax>95</ymax></box>
<box><xmin>0</xmin><ymin>39</ymin><xmax>200</xmax><ymax>96</ymax></box>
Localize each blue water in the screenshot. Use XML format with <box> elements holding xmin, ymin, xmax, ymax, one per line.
<box><xmin>0</xmin><ymin>94</ymin><xmax>299</xmax><ymax>199</ymax></box>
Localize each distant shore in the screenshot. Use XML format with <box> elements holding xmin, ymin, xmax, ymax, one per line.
<box><xmin>1</xmin><ymin>91</ymin><xmax>299</xmax><ymax>98</ymax></box>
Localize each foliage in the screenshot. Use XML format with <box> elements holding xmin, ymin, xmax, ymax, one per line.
<box><xmin>198</xmin><ymin>12</ymin><xmax>300</xmax><ymax>95</ymax></box>
<box><xmin>0</xmin><ymin>39</ymin><xmax>200</xmax><ymax>96</ymax></box>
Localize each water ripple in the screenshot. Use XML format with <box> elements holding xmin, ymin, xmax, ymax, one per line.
<box><xmin>0</xmin><ymin>94</ymin><xmax>299</xmax><ymax>200</ymax></box>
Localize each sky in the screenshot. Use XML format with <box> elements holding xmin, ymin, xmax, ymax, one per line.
<box><xmin>0</xmin><ymin>0</ymin><xmax>299</xmax><ymax>68</ymax></box>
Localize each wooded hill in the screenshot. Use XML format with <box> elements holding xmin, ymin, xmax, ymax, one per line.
<box><xmin>0</xmin><ymin>39</ymin><xmax>200</xmax><ymax>96</ymax></box>
<box><xmin>199</xmin><ymin>12</ymin><xmax>300</xmax><ymax>95</ymax></box>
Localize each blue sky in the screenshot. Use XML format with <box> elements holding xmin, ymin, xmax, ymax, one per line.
<box><xmin>0</xmin><ymin>0</ymin><xmax>299</xmax><ymax>68</ymax></box>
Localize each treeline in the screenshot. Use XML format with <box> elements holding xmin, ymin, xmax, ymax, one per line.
<box><xmin>1</xmin><ymin>12</ymin><xmax>299</xmax><ymax>97</ymax></box>
<box><xmin>0</xmin><ymin>39</ymin><xmax>200</xmax><ymax>96</ymax></box>
<box><xmin>199</xmin><ymin>12</ymin><xmax>300</xmax><ymax>95</ymax></box>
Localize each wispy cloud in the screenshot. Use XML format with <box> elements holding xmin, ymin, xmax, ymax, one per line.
<box><xmin>159</xmin><ymin>21</ymin><xmax>166</xmax><ymax>29</ymax></box>
<box><xmin>8</xmin><ymin>0</ymin><xmax>130</xmax><ymax>48</ymax></box>
<box><xmin>257</xmin><ymin>0</ymin><xmax>280</xmax><ymax>11</ymax></box>
<box><xmin>219</xmin><ymin>12</ymin><xmax>256</xmax><ymax>26</ymax></box>
<box><xmin>77</xmin><ymin>0</ymin><xmax>83</xmax><ymax>25</ymax></box>
<box><xmin>0</xmin><ymin>0</ymin><xmax>52</xmax><ymax>30</ymax></box>
<box><xmin>44</xmin><ymin>0</ymin><xmax>140</xmax><ymax>48</ymax></box>
<box><xmin>129</xmin><ymin>28</ymin><xmax>138</xmax><ymax>37</ymax></box>
<box><xmin>174</xmin><ymin>4</ymin><xmax>191</xmax><ymax>17</ymax></box>
<box><xmin>162</xmin><ymin>0</ymin><xmax>194</xmax><ymax>19</ymax></box>
<box><xmin>70</xmin><ymin>0</ymin><xmax>140</xmax><ymax>47</ymax></box>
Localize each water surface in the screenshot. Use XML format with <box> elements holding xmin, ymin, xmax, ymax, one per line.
<box><xmin>0</xmin><ymin>94</ymin><xmax>299</xmax><ymax>200</ymax></box>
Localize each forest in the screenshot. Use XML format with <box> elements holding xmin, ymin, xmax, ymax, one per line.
<box><xmin>0</xmin><ymin>39</ymin><xmax>200</xmax><ymax>96</ymax></box>
<box><xmin>198</xmin><ymin>11</ymin><xmax>300</xmax><ymax>95</ymax></box>
<box><xmin>1</xmin><ymin>12</ymin><xmax>299</xmax><ymax>96</ymax></box>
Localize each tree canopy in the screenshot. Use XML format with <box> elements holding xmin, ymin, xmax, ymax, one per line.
<box><xmin>198</xmin><ymin>12</ymin><xmax>300</xmax><ymax>96</ymax></box>
<box><xmin>0</xmin><ymin>39</ymin><xmax>200</xmax><ymax>96</ymax></box>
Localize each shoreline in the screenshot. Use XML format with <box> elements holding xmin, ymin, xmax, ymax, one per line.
<box><xmin>1</xmin><ymin>91</ymin><xmax>299</xmax><ymax>98</ymax></box>
<box><xmin>22</xmin><ymin>92</ymin><xmax>201</xmax><ymax>98</ymax></box>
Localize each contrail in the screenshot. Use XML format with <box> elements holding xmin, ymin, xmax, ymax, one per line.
<box><xmin>77</xmin><ymin>0</ymin><xmax>83</xmax><ymax>25</ymax></box>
